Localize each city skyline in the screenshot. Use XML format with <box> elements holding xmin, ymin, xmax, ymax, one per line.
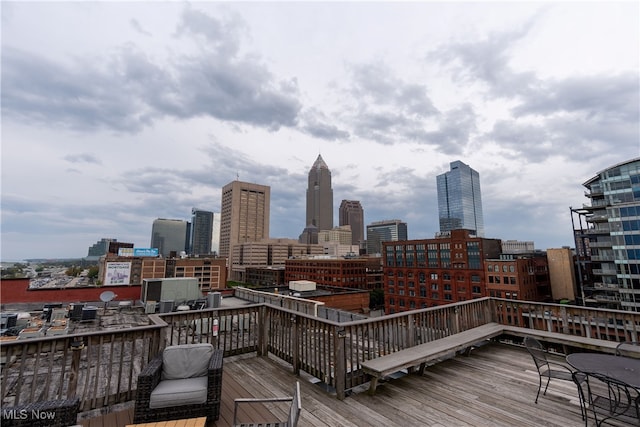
<box><xmin>2</xmin><ymin>2</ymin><xmax>638</xmax><ymax>260</ymax></box>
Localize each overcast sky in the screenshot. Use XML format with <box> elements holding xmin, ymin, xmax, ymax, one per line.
<box><xmin>2</xmin><ymin>1</ymin><xmax>639</xmax><ymax>261</ymax></box>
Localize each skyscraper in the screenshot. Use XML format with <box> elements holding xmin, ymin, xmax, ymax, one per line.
<box><xmin>366</xmin><ymin>219</ymin><xmax>408</xmax><ymax>255</ymax></box>
<box><xmin>306</xmin><ymin>154</ymin><xmax>333</xmax><ymax>231</ymax></box>
<box><xmin>339</xmin><ymin>200</ymin><xmax>364</xmax><ymax>245</ymax></box>
<box><xmin>150</xmin><ymin>219</ymin><xmax>190</xmax><ymax>257</ymax></box>
<box><xmin>436</xmin><ymin>160</ymin><xmax>484</xmax><ymax>237</ymax></box>
<box><xmin>219</xmin><ymin>180</ymin><xmax>270</xmax><ymax>258</ymax></box>
<box><xmin>211</xmin><ymin>212</ymin><xmax>221</xmax><ymax>256</ymax></box>
<box><xmin>190</xmin><ymin>208</ymin><xmax>213</xmax><ymax>256</ymax></box>
<box><xmin>572</xmin><ymin>157</ymin><xmax>640</xmax><ymax>312</ymax></box>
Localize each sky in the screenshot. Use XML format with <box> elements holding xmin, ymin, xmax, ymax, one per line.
<box><xmin>1</xmin><ymin>1</ymin><xmax>639</xmax><ymax>261</ymax></box>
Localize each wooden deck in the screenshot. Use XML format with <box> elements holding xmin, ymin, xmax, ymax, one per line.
<box><xmin>78</xmin><ymin>343</ymin><xmax>594</xmax><ymax>427</ymax></box>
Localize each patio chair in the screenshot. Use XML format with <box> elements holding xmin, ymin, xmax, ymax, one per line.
<box><xmin>524</xmin><ymin>336</ymin><xmax>586</xmax><ymax>420</ymax></box>
<box><xmin>133</xmin><ymin>343</ymin><xmax>223</xmax><ymax>424</ymax></box>
<box><xmin>233</xmin><ymin>381</ymin><xmax>302</xmax><ymax>427</ymax></box>
<box><xmin>615</xmin><ymin>341</ymin><xmax>640</xmax><ymax>358</ymax></box>
<box><xmin>577</xmin><ymin>371</ymin><xmax>640</xmax><ymax>427</ymax></box>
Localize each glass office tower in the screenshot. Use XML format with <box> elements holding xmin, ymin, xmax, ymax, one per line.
<box><xmin>366</xmin><ymin>219</ymin><xmax>408</xmax><ymax>255</ymax></box>
<box><xmin>436</xmin><ymin>160</ymin><xmax>484</xmax><ymax>237</ymax></box>
<box><xmin>190</xmin><ymin>208</ymin><xmax>214</xmax><ymax>256</ymax></box>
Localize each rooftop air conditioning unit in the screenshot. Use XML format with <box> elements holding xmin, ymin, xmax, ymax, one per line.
<box><xmin>145</xmin><ymin>301</ymin><xmax>157</xmax><ymax>314</ymax></box>
<box><xmin>159</xmin><ymin>300</ymin><xmax>174</xmax><ymax>313</ymax></box>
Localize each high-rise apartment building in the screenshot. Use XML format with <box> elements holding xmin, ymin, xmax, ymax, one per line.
<box><xmin>571</xmin><ymin>157</ymin><xmax>640</xmax><ymax>312</ymax></box>
<box><xmin>150</xmin><ymin>219</ymin><xmax>190</xmax><ymax>257</ymax></box>
<box><xmin>366</xmin><ymin>219</ymin><xmax>408</xmax><ymax>255</ymax></box>
<box><xmin>190</xmin><ymin>208</ymin><xmax>213</xmax><ymax>256</ymax></box>
<box><xmin>219</xmin><ymin>180</ymin><xmax>270</xmax><ymax>258</ymax></box>
<box><xmin>339</xmin><ymin>200</ymin><xmax>364</xmax><ymax>245</ymax></box>
<box><xmin>436</xmin><ymin>160</ymin><xmax>484</xmax><ymax>236</ymax></box>
<box><xmin>306</xmin><ymin>155</ymin><xmax>333</xmax><ymax>231</ymax></box>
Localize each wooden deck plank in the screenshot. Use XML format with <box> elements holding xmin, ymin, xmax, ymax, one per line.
<box><xmin>79</xmin><ymin>343</ymin><xmax>594</xmax><ymax>427</ymax></box>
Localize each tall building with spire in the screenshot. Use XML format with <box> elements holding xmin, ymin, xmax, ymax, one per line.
<box><xmin>436</xmin><ymin>160</ymin><xmax>485</xmax><ymax>237</ymax></box>
<box><xmin>339</xmin><ymin>200</ymin><xmax>364</xmax><ymax>245</ymax></box>
<box><xmin>219</xmin><ymin>180</ymin><xmax>270</xmax><ymax>258</ymax></box>
<box><xmin>306</xmin><ymin>154</ymin><xmax>333</xmax><ymax>231</ymax></box>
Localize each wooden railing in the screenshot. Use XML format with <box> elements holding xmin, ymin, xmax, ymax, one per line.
<box><xmin>1</xmin><ymin>297</ymin><xmax>639</xmax><ymax>410</ymax></box>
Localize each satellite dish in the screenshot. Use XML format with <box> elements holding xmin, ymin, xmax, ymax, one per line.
<box><xmin>100</xmin><ymin>291</ymin><xmax>116</xmax><ymax>303</ymax></box>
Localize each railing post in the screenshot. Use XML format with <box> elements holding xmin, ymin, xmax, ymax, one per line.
<box><xmin>560</xmin><ymin>306</ymin><xmax>570</xmax><ymax>334</ymax></box>
<box><xmin>258</xmin><ymin>305</ymin><xmax>267</xmax><ymax>357</ymax></box>
<box><xmin>291</xmin><ymin>315</ymin><xmax>299</xmax><ymax>375</ymax></box>
<box><xmin>453</xmin><ymin>307</ymin><xmax>460</xmax><ymax>334</ymax></box>
<box><xmin>407</xmin><ymin>313</ymin><xmax>415</xmax><ymax>347</ymax></box>
<box><xmin>335</xmin><ymin>327</ymin><xmax>346</xmax><ymax>400</ymax></box>
<box><xmin>486</xmin><ymin>299</ymin><xmax>493</xmax><ymax>323</ymax></box>
<box><xmin>67</xmin><ymin>339</ymin><xmax>85</xmax><ymax>399</ymax></box>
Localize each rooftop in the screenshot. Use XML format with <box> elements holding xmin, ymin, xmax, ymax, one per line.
<box><xmin>79</xmin><ymin>342</ymin><xmax>587</xmax><ymax>427</ymax></box>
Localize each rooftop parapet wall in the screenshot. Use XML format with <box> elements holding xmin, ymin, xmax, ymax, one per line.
<box><xmin>0</xmin><ymin>278</ymin><xmax>141</xmax><ymax>307</ymax></box>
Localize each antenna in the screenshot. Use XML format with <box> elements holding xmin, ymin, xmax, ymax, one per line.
<box><xmin>236</xmin><ymin>171</ymin><xmax>239</xmax><ymax>181</ymax></box>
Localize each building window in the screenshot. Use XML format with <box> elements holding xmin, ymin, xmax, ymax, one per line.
<box><xmin>432</xmin><ymin>292</ymin><xmax>439</xmax><ymax>299</ymax></box>
<box><xmin>472</xmin><ymin>286</ymin><xmax>481</xmax><ymax>294</ymax></box>
<box><xmin>444</xmin><ymin>294</ymin><xmax>452</xmax><ymax>301</ymax></box>
<box><xmin>431</xmin><ymin>283</ymin><xmax>438</xmax><ymax>290</ymax></box>
<box><xmin>430</xmin><ymin>273</ymin><xmax>438</xmax><ymax>280</ymax></box>
<box><xmin>420</xmin><ymin>286</ymin><xmax>427</xmax><ymax>297</ymax></box>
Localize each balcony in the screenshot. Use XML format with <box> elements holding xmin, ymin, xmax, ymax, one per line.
<box><xmin>1</xmin><ymin>297</ymin><xmax>639</xmax><ymax>426</ymax></box>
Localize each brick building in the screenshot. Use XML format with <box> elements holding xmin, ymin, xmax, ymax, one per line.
<box><xmin>383</xmin><ymin>230</ymin><xmax>502</xmax><ymax>313</ymax></box>
<box><xmin>285</xmin><ymin>257</ymin><xmax>379</xmax><ymax>291</ymax></box>
<box><xmin>484</xmin><ymin>254</ymin><xmax>550</xmax><ymax>302</ymax></box>
<box><xmin>99</xmin><ymin>255</ymin><xmax>227</xmax><ymax>292</ymax></box>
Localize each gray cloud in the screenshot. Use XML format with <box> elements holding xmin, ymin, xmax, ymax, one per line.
<box><xmin>513</xmin><ymin>73</ymin><xmax>639</xmax><ymax>122</ymax></box>
<box><xmin>63</xmin><ymin>153</ymin><xmax>102</xmax><ymax>164</ymax></box>
<box><xmin>300</xmin><ymin>110</ymin><xmax>350</xmax><ymax>141</ymax></box>
<box><xmin>130</xmin><ymin>19</ymin><xmax>151</xmax><ymax>36</ymax></box>
<box><xmin>2</xmin><ymin>7</ymin><xmax>302</xmax><ymax>134</ymax></box>
<box><xmin>342</xmin><ymin>62</ymin><xmax>441</xmax><ymax>146</ymax></box>
<box><xmin>423</xmin><ymin>104</ymin><xmax>477</xmax><ymax>155</ymax></box>
<box><xmin>1</xmin><ymin>47</ymin><xmax>152</xmax><ymax>133</ymax></box>
<box><xmin>430</xmin><ymin>26</ymin><xmax>639</xmax><ymax>163</ymax></box>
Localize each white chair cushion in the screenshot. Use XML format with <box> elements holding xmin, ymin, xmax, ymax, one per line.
<box><xmin>149</xmin><ymin>376</ymin><xmax>208</xmax><ymax>409</ymax></box>
<box><xmin>161</xmin><ymin>343</ymin><xmax>213</xmax><ymax>380</ymax></box>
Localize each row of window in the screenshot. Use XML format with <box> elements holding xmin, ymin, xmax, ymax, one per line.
<box><xmin>487</xmin><ymin>276</ymin><xmax>518</xmax><ymax>285</ymax></box>
<box><xmin>488</xmin><ymin>264</ymin><xmax>516</xmax><ymax>272</ymax></box>
<box><xmin>387</xmin><ymin>271</ymin><xmax>481</xmax><ymax>282</ymax></box>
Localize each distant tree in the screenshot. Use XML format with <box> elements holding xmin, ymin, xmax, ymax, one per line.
<box><xmin>369</xmin><ymin>289</ymin><xmax>385</xmax><ymax>310</ymax></box>
<box><xmin>87</xmin><ymin>266</ymin><xmax>99</xmax><ymax>279</ymax></box>
<box><xmin>65</xmin><ymin>266</ymin><xmax>82</xmax><ymax>277</ymax></box>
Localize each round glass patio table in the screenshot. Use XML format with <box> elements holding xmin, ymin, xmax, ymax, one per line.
<box><xmin>566</xmin><ymin>353</ymin><xmax>640</xmax><ymax>389</ymax></box>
